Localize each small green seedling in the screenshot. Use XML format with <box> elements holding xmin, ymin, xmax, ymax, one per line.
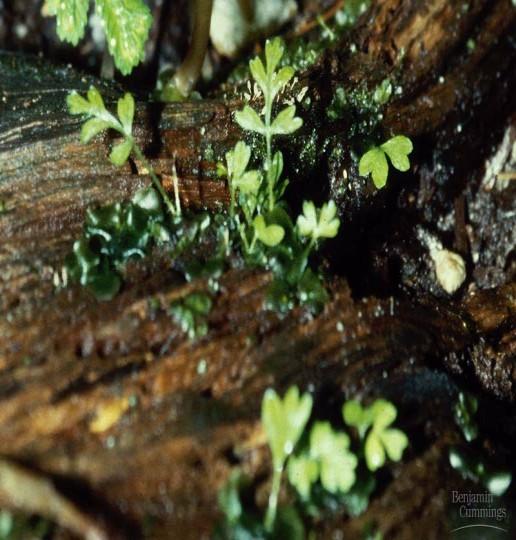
<box><xmin>288</xmin><ymin>421</ymin><xmax>357</xmax><ymax>499</ymax></box>
<box><xmin>453</xmin><ymin>391</ymin><xmax>478</xmax><ymax>442</ymax></box>
<box><xmin>261</xmin><ymin>386</ymin><xmax>313</xmax><ymax>531</ymax></box>
<box><xmin>359</xmin><ymin>135</ymin><xmax>413</xmax><ymax>189</ymax></box>
<box><xmin>43</xmin><ymin>0</ymin><xmax>151</xmax><ymax>75</ymax></box>
<box><xmin>68</xmin><ymin>87</ymin><xmax>179</xmax><ymax>216</ymax></box>
<box><xmin>343</xmin><ymin>399</ymin><xmax>408</xmax><ymax>471</ymax></box>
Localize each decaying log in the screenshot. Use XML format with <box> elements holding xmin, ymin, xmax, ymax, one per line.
<box><xmin>0</xmin><ymin>0</ymin><xmax>515</xmax><ymax>538</ymax></box>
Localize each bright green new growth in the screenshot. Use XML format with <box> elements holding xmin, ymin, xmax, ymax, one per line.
<box><xmin>67</xmin><ymin>87</ymin><xmax>178</xmax><ymax>216</ymax></box>
<box><xmin>343</xmin><ymin>399</ymin><xmax>408</xmax><ymax>471</ymax></box>
<box><xmin>261</xmin><ymin>386</ymin><xmax>313</xmax><ymax>531</ymax></box>
<box><xmin>44</xmin><ymin>0</ymin><xmax>152</xmax><ymax>75</ymax></box>
<box><xmin>359</xmin><ymin>135</ymin><xmax>413</xmax><ymax>189</ymax></box>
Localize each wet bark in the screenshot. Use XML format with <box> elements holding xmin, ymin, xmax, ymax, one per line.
<box><xmin>0</xmin><ymin>0</ymin><xmax>515</xmax><ymax>538</ymax></box>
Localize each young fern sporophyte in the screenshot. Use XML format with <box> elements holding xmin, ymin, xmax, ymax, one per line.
<box><xmin>221</xmin><ymin>38</ymin><xmax>341</xmax><ymax>311</ymax></box>
<box><xmin>235</xmin><ymin>38</ymin><xmax>302</xmax><ymax>212</ymax></box>
<box><xmin>67</xmin><ymin>87</ymin><xmax>179</xmax><ymax>217</ymax></box>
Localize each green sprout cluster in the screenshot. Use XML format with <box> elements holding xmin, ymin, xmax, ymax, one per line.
<box><xmin>65</xmin><ymin>187</ymin><xmax>169</xmax><ymax>300</ymax></box>
<box><xmin>217</xmin><ymin>387</ymin><xmax>408</xmax><ymax>538</ymax></box>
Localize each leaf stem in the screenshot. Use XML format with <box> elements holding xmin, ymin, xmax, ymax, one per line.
<box><xmin>264</xmin><ymin>87</ymin><xmax>274</xmax><ymax>211</ymax></box>
<box><xmin>264</xmin><ymin>463</ymin><xmax>283</xmax><ymax>532</ymax></box>
<box><xmin>131</xmin><ymin>141</ymin><xmax>178</xmax><ymax>216</ymax></box>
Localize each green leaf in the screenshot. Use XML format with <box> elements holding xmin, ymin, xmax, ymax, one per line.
<box><xmin>296</xmin><ymin>200</ymin><xmax>340</xmax><ymax>240</ymax></box>
<box><xmin>249</xmin><ymin>57</ymin><xmax>267</xmax><ymax>94</ymax></box>
<box><xmin>72</xmin><ymin>238</ymin><xmax>100</xmax><ymax>284</ymax></box>
<box><xmin>364</xmin><ymin>431</ymin><xmax>385</xmax><ymax>471</ymax></box>
<box><xmin>109</xmin><ymin>138</ymin><xmax>133</xmax><ymax>166</ymax></box>
<box><xmin>287</xmin><ymin>454</ymin><xmax>319</xmax><ymax>499</ymax></box>
<box><xmin>318</xmin><ymin>200</ymin><xmax>340</xmax><ymax>238</ymax></box>
<box><xmin>359</xmin><ymin>147</ymin><xmax>389</xmax><ymax>189</ymax></box>
<box><xmin>370</xmin><ymin>399</ymin><xmax>397</xmax><ymax>430</ymax></box>
<box><xmin>80</xmin><ymin>118</ymin><xmax>110</xmax><ymax>143</ymax></box>
<box><xmin>379</xmin><ymin>429</ymin><xmax>408</xmax><ymax>461</ymax></box>
<box><xmin>261</xmin><ymin>386</ymin><xmax>313</xmax><ymax>470</ymax></box>
<box><xmin>184</xmin><ymin>291</ymin><xmax>213</xmax><ymax>315</ymax></box>
<box><xmin>226</xmin><ymin>141</ymin><xmax>251</xmax><ymax>179</ymax></box>
<box><xmin>67</xmin><ymin>91</ymin><xmax>93</xmax><ymax>115</ymax></box>
<box><xmin>234</xmin><ymin>106</ymin><xmax>265</xmax><ymax>134</ymax></box>
<box><xmin>342</xmin><ymin>400</ymin><xmax>373</xmax><ymax>439</ymax></box>
<box><xmin>87</xmin><ymin>86</ymin><xmax>106</xmax><ymax>113</ymax></box>
<box><xmin>132</xmin><ymin>187</ymin><xmax>161</xmax><ymax>213</ymax></box>
<box><xmin>235</xmin><ymin>170</ymin><xmax>261</xmax><ymax>195</ymax></box>
<box><xmin>67</xmin><ymin>86</ymin><xmax>110</xmax><ymax>118</ymax></box>
<box><xmin>270</xmin><ymin>151</ymin><xmax>284</xmax><ymax>187</ymax></box>
<box><xmin>271</xmin><ymin>66</ymin><xmax>295</xmax><ymax>99</ymax></box>
<box><xmin>265</xmin><ymin>37</ymin><xmax>285</xmax><ymax>75</ymax></box>
<box><xmin>271</xmin><ymin>106</ymin><xmax>303</xmax><ymax>135</ymax></box>
<box><xmin>169</xmin><ymin>292</ymin><xmax>212</xmax><ymax>339</ymax></box>
<box><xmin>373</xmin><ymin>78</ymin><xmax>392</xmax><ymax>105</ymax></box>
<box><xmin>297</xmin><ymin>201</ymin><xmax>317</xmax><ymax>237</ymax></box>
<box><xmin>95</xmin><ymin>0</ymin><xmax>152</xmax><ymax>75</ymax></box>
<box><xmin>380</xmin><ymin>135</ymin><xmax>413</xmax><ymax>172</ymax></box>
<box><xmin>117</xmin><ymin>92</ymin><xmax>135</xmax><ymax>135</ymax></box>
<box><xmin>309</xmin><ymin>422</ymin><xmax>357</xmax><ymax>493</ymax></box>
<box><xmin>253</xmin><ymin>215</ymin><xmax>285</xmax><ymax>247</ymax></box>
<box><xmin>44</xmin><ymin>0</ymin><xmax>89</xmax><ymax>46</ymax></box>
